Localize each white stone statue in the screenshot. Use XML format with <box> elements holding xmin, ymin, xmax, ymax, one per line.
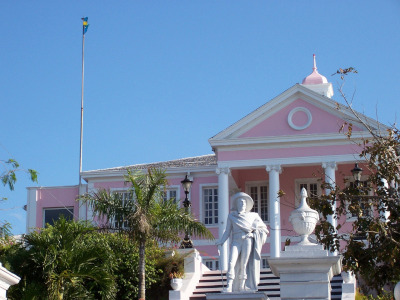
<box><xmin>216</xmin><ymin>192</ymin><xmax>269</xmax><ymax>293</ymax></box>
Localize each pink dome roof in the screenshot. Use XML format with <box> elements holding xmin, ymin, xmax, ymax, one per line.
<box><xmin>302</xmin><ymin>54</ymin><xmax>328</xmax><ymax>85</ymax></box>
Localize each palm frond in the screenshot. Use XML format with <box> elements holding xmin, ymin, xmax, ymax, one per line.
<box><xmin>152</xmin><ymin>198</ymin><xmax>215</xmax><ymax>244</ymax></box>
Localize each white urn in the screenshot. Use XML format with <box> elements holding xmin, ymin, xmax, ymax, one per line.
<box><xmin>289</xmin><ymin>188</ymin><xmax>320</xmax><ymax>245</ymax></box>
<box><xmin>341</xmin><ymin>270</ymin><xmax>354</xmax><ymax>283</ymax></box>
<box><xmin>170</xmin><ymin>278</ymin><xmax>183</xmax><ymax>290</ymax></box>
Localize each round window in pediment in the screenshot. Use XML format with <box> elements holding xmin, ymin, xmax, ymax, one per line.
<box><xmin>288</xmin><ymin>107</ymin><xmax>312</xmax><ymax>130</ymax></box>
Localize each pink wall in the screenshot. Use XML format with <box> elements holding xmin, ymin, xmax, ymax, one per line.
<box><xmin>91</xmin><ymin>175</ymin><xmax>220</xmax><ymax>237</ymax></box>
<box><xmin>240</xmin><ymin>98</ymin><xmax>362</xmax><ymax>138</ymax></box>
<box><xmin>36</xmin><ymin>186</ymin><xmax>80</xmax><ymax>228</ymax></box>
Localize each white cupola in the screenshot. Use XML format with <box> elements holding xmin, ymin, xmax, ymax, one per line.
<box><xmin>301</xmin><ymin>54</ymin><xmax>334</xmax><ymax>98</ymax></box>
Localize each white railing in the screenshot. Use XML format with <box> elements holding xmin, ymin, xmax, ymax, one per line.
<box><xmin>169</xmin><ymin>249</ymin><xmax>209</xmax><ymax>300</ymax></box>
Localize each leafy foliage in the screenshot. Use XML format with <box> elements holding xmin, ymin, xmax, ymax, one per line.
<box><xmin>0</xmin><ymin>159</ymin><xmax>38</xmax><ymax>194</ymax></box>
<box><xmin>104</xmin><ymin>233</ymin><xmax>164</xmax><ymax>299</ymax></box>
<box><xmin>356</xmin><ymin>289</ymin><xmax>394</xmax><ymax>300</ymax></box>
<box><xmin>309</xmin><ymin>70</ymin><xmax>400</xmax><ymax>294</ymax></box>
<box><xmin>0</xmin><ymin>158</ymin><xmax>38</xmax><ymax>236</ymax></box>
<box><xmin>0</xmin><ymin>218</ymin><xmax>167</xmax><ymax>300</ymax></box>
<box><xmin>1</xmin><ymin>218</ymin><xmax>116</xmax><ymax>300</ymax></box>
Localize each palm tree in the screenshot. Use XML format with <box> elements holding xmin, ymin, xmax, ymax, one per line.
<box><xmin>81</xmin><ymin>168</ymin><xmax>214</xmax><ymax>300</ymax></box>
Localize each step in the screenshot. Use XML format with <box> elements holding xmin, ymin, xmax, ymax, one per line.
<box><xmin>190</xmin><ymin>269</ymin><xmax>343</xmax><ymax>300</ymax></box>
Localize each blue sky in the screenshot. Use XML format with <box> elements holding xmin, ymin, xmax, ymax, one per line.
<box><xmin>1</xmin><ymin>1</ymin><xmax>399</xmax><ymax>234</ymax></box>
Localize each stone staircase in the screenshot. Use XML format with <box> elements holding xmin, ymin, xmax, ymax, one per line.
<box><xmin>189</xmin><ymin>268</ymin><xmax>343</xmax><ymax>300</ymax></box>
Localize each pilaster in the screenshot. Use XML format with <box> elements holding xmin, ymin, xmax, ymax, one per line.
<box><xmin>78</xmin><ymin>184</ymin><xmax>88</xmax><ymax>221</ymax></box>
<box><xmin>216</xmin><ymin>167</ymin><xmax>230</xmax><ymax>270</ymax></box>
<box><xmin>26</xmin><ymin>188</ymin><xmax>38</xmax><ymax>233</ymax></box>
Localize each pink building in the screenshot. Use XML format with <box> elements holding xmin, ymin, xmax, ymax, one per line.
<box><xmin>26</xmin><ymin>57</ymin><xmax>383</xmax><ymax>271</ymax></box>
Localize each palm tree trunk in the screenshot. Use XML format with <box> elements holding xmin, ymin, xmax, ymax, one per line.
<box><xmin>138</xmin><ymin>238</ymin><xmax>146</xmax><ymax>300</ymax></box>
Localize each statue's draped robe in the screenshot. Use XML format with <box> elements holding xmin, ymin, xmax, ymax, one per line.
<box><xmin>229</xmin><ymin>212</ymin><xmax>269</xmax><ymax>291</ymax></box>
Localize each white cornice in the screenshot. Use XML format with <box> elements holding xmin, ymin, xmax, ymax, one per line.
<box><xmin>217</xmin><ymin>154</ymin><xmax>364</xmax><ymax>169</ymax></box>
<box><xmin>211</xmin><ymin>131</ymin><xmax>371</xmax><ymax>149</ymax></box>
<box><xmin>26</xmin><ymin>185</ymin><xmax>81</xmax><ymax>190</ymax></box>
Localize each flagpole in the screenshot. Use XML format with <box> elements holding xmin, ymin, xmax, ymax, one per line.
<box><xmin>79</xmin><ymin>18</ymin><xmax>88</xmax><ymax>186</ymax></box>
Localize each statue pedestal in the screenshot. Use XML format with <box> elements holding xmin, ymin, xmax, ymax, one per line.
<box><xmin>206</xmin><ymin>292</ymin><xmax>270</xmax><ymax>300</ymax></box>
<box><xmin>268</xmin><ymin>244</ymin><xmax>341</xmax><ymax>300</ymax></box>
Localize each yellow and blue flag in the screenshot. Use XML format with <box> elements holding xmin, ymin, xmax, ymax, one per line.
<box><xmin>81</xmin><ymin>17</ymin><xmax>89</xmax><ymax>35</ymax></box>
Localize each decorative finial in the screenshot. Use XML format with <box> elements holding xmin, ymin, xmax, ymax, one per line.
<box><xmin>313</xmin><ymin>54</ymin><xmax>317</xmax><ymax>70</ymax></box>
<box><xmin>301</xmin><ymin>187</ymin><xmax>308</xmax><ymax>198</ymax></box>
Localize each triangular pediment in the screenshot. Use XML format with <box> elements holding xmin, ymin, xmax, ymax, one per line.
<box><xmin>209</xmin><ymin>84</ymin><xmax>386</xmax><ymax>148</ymax></box>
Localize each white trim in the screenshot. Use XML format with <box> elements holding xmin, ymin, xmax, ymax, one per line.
<box><xmin>199</xmin><ymin>183</ymin><xmax>219</xmax><ymax>228</ymax></box>
<box><xmin>288</xmin><ymin>107</ymin><xmax>312</xmax><ymax>130</ymax></box>
<box><xmin>210</xmin><ymin>131</ymin><xmax>371</xmax><ymax>148</ymax></box>
<box><xmin>27</xmin><ymin>185</ymin><xmax>80</xmax><ymax>190</ymax></box>
<box><xmin>218</xmin><ymin>154</ymin><xmax>364</xmax><ymax>169</ymax></box>
<box><xmin>78</xmin><ymin>184</ymin><xmax>88</xmax><ymax>221</ymax></box>
<box><xmin>26</xmin><ymin>188</ymin><xmax>37</xmax><ymax>233</ymax></box>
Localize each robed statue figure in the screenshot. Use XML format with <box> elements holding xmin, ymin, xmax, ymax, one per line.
<box><xmin>216</xmin><ymin>192</ymin><xmax>269</xmax><ymax>292</ymax></box>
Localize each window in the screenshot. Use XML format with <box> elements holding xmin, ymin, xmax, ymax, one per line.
<box><xmin>113</xmin><ymin>190</ymin><xmax>133</xmax><ymax>229</ymax></box>
<box><xmin>203</xmin><ymin>187</ymin><xmax>218</xmax><ymax>225</ymax></box>
<box><xmin>43</xmin><ymin>207</ymin><xmax>74</xmax><ymax>226</ymax></box>
<box><xmin>295</xmin><ymin>179</ymin><xmax>321</xmax><ymax>208</ymax></box>
<box><xmin>204</xmin><ymin>259</ymin><xmax>219</xmax><ymax>270</ymax></box>
<box><xmin>348</xmin><ymin>180</ymin><xmax>372</xmax><ymax>219</ymax></box>
<box><xmin>345</xmin><ymin>179</ymin><xmax>374</xmax><ymax>240</ymax></box>
<box><xmin>246</xmin><ymin>183</ymin><xmax>268</xmax><ymax>222</ymax></box>
<box><xmin>262</xmin><ymin>257</ymin><xmax>269</xmax><ymax>269</ymax></box>
<box><xmin>163</xmin><ymin>188</ymin><xmax>178</xmax><ymax>204</ymax></box>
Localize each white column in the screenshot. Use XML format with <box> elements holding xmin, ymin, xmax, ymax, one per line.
<box><xmin>322</xmin><ymin>162</ymin><xmax>337</xmax><ymax>228</ymax></box>
<box><xmin>380</xmin><ymin>178</ymin><xmax>390</xmax><ymax>221</ymax></box>
<box><xmin>216</xmin><ymin>167</ymin><xmax>230</xmax><ymax>271</ymax></box>
<box><xmin>26</xmin><ymin>188</ymin><xmax>38</xmax><ymax>233</ymax></box>
<box><xmin>78</xmin><ymin>184</ymin><xmax>88</xmax><ymax>221</ymax></box>
<box><xmin>86</xmin><ymin>182</ymin><xmax>95</xmax><ymax>223</ymax></box>
<box><xmin>266</xmin><ymin>165</ymin><xmax>282</xmax><ymax>258</ymax></box>
<box><xmin>322</xmin><ymin>162</ymin><xmax>337</xmax><ymax>256</ymax></box>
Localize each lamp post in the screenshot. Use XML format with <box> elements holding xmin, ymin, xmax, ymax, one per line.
<box><xmin>351</xmin><ymin>163</ymin><xmax>367</xmax><ymax>237</ymax></box>
<box><xmin>351</xmin><ymin>163</ymin><xmax>363</xmax><ymax>186</ymax></box>
<box><xmin>180</xmin><ymin>174</ymin><xmax>193</xmax><ymax>249</ymax></box>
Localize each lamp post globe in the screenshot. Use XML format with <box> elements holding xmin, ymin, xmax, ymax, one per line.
<box><xmin>351</xmin><ymin>163</ymin><xmax>363</xmax><ymax>184</ymax></box>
